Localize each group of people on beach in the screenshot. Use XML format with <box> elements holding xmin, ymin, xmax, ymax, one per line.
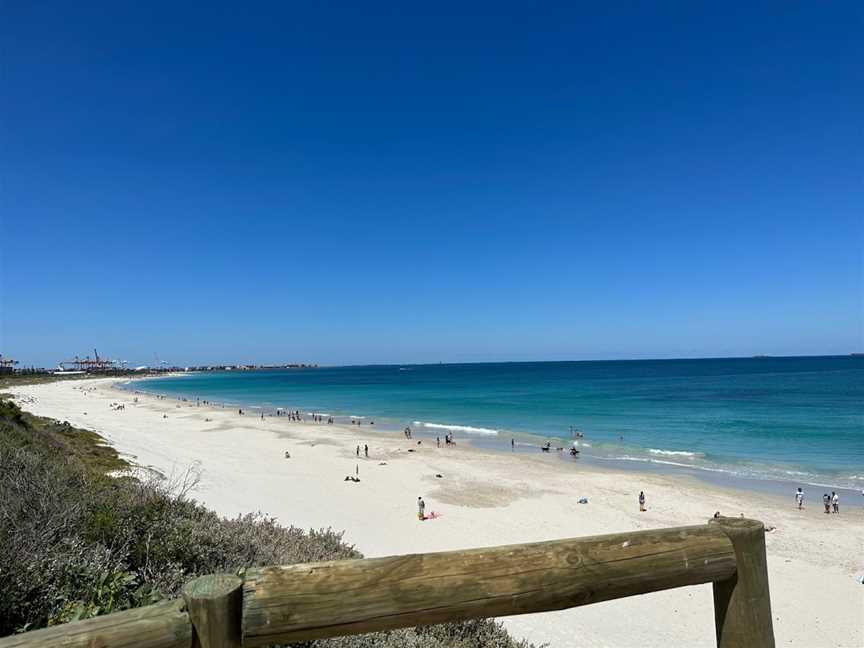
<box><xmin>273</xmin><ymin>409</ymin><xmax>302</xmax><ymax>421</ymax></box>
<box><xmin>795</xmin><ymin>487</ymin><xmax>840</xmax><ymax>513</ymax></box>
<box><xmin>356</xmin><ymin>444</ymin><xmax>369</xmax><ymax>458</ymax></box>
<box><xmin>269</xmin><ymin>409</ymin><xmax>334</xmax><ymax>423</ymax></box>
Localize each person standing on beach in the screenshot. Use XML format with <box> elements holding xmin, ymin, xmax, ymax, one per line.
<box><xmin>364</xmin><ymin>444</ymin><xmax>368</xmax><ymax>458</ymax></box>
<box><xmin>417</xmin><ymin>496</ymin><xmax>425</xmax><ymax>521</ymax></box>
<box><xmin>511</xmin><ymin>438</ymin><xmax>515</xmax><ymax>451</ymax></box>
<box><xmin>638</xmin><ymin>491</ymin><xmax>646</xmax><ymax>512</ymax></box>
<box><xmin>356</xmin><ymin>445</ymin><xmax>360</xmax><ymax>457</ymax></box>
<box><xmin>822</xmin><ymin>493</ymin><xmax>831</xmax><ymax>514</ymax></box>
<box><xmin>795</xmin><ymin>487</ymin><xmax>804</xmax><ymax>510</ymax></box>
<box><xmin>436</xmin><ymin>436</ymin><xmax>440</xmax><ymax>448</ymax></box>
<box><xmin>831</xmin><ymin>491</ymin><xmax>839</xmax><ymax>513</ymax></box>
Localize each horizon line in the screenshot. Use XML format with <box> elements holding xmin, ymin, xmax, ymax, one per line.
<box><xmin>8</xmin><ymin>351</ymin><xmax>862</xmax><ymax>371</ymax></box>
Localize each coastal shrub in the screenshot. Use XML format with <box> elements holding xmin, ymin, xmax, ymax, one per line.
<box><xmin>0</xmin><ymin>399</ymin><xmax>536</xmax><ymax>647</ymax></box>
<box><xmin>0</xmin><ymin>445</ymin><xmax>125</xmax><ymax>631</ymax></box>
<box><xmin>0</xmin><ymin>443</ymin><xmax>357</xmax><ymax>632</ymax></box>
<box><xmin>296</xmin><ymin>619</ymin><xmax>535</xmax><ymax>647</ymax></box>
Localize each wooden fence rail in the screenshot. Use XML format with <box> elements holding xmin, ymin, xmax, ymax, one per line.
<box><xmin>0</xmin><ymin>517</ymin><xmax>774</xmax><ymax>648</ymax></box>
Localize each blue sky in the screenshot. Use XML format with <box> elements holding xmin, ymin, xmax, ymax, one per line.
<box><xmin>1</xmin><ymin>2</ymin><xmax>862</xmax><ymax>367</ymax></box>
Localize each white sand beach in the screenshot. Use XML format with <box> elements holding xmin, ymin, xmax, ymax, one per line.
<box><xmin>9</xmin><ymin>378</ymin><xmax>864</xmax><ymax>648</ymax></box>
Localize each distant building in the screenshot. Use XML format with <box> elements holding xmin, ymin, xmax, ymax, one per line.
<box><xmin>0</xmin><ymin>354</ymin><xmax>20</xmax><ymax>374</ymax></box>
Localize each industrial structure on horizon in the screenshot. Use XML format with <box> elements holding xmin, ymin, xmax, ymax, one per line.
<box><xmin>0</xmin><ymin>354</ymin><xmax>19</xmax><ymax>373</ymax></box>
<box><xmin>56</xmin><ymin>349</ymin><xmax>120</xmax><ymax>373</ymax></box>
<box><xmin>0</xmin><ymin>348</ymin><xmax>318</xmax><ymax>376</ymax></box>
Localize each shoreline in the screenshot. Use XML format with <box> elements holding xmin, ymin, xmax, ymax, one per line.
<box><xmin>8</xmin><ymin>377</ymin><xmax>863</xmax><ymax>648</ymax></box>
<box><xmin>123</xmin><ymin>375</ymin><xmax>864</xmax><ymax>499</ymax></box>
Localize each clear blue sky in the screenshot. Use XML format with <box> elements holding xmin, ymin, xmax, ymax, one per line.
<box><xmin>1</xmin><ymin>2</ymin><xmax>861</xmax><ymax>367</ymax></box>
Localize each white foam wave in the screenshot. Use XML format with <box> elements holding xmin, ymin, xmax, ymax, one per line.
<box><xmin>648</xmin><ymin>448</ymin><xmax>702</xmax><ymax>458</ymax></box>
<box><xmin>413</xmin><ymin>421</ymin><xmax>499</xmax><ymax>436</ymax></box>
<box><xmin>608</xmin><ymin>455</ymin><xmax>726</xmax><ymax>472</ymax></box>
<box><xmin>598</xmin><ymin>455</ymin><xmax>861</xmax><ymax>491</ymax></box>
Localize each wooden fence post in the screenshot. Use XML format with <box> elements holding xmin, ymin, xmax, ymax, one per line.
<box><xmin>182</xmin><ymin>573</ymin><xmax>243</xmax><ymax>648</ymax></box>
<box><xmin>709</xmin><ymin>517</ymin><xmax>775</xmax><ymax>648</ymax></box>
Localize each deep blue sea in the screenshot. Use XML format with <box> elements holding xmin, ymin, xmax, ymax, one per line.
<box><xmin>131</xmin><ymin>356</ymin><xmax>864</xmax><ymax>491</ymax></box>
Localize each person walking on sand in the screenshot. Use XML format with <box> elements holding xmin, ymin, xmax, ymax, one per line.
<box><xmin>795</xmin><ymin>487</ymin><xmax>804</xmax><ymax>510</ymax></box>
<box><xmin>822</xmin><ymin>493</ymin><xmax>831</xmax><ymax>514</ymax></box>
<box><xmin>638</xmin><ymin>491</ymin><xmax>646</xmax><ymax>512</ymax></box>
<box><xmin>831</xmin><ymin>491</ymin><xmax>839</xmax><ymax>513</ymax></box>
<box><xmin>356</xmin><ymin>445</ymin><xmax>360</xmax><ymax>457</ymax></box>
<box><xmin>417</xmin><ymin>496</ymin><xmax>426</xmax><ymax>521</ymax></box>
<box><xmin>364</xmin><ymin>444</ymin><xmax>368</xmax><ymax>458</ymax></box>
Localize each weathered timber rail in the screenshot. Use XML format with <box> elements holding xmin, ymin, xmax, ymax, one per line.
<box><xmin>0</xmin><ymin>517</ymin><xmax>774</xmax><ymax>648</ymax></box>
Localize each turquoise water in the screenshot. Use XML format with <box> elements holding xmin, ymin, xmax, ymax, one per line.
<box><xmin>131</xmin><ymin>356</ymin><xmax>864</xmax><ymax>490</ymax></box>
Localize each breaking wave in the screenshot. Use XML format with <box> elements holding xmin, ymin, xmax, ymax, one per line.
<box><xmin>648</xmin><ymin>448</ymin><xmax>703</xmax><ymax>458</ymax></box>
<box><xmin>413</xmin><ymin>421</ymin><xmax>499</xmax><ymax>436</ymax></box>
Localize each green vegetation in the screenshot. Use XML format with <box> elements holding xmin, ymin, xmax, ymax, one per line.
<box><xmin>0</xmin><ymin>398</ymin><xmax>535</xmax><ymax>647</ymax></box>
<box><xmin>0</xmin><ymin>372</ymin><xmax>139</xmax><ymax>390</ymax></box>
<box><xmin>0</xmin><ymin>373</ymin><xmax>82</xmax><ymax>389</ymax></box>
<box><xmin>0</xmin><ymin>399</ymin><xmax>128</xmax><ymax>473</ymax></box>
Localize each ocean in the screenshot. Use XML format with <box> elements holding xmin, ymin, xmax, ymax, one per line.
<box><xmin>130</xmin><ymin>356</ymin><xmax>864</xmax><ymax>492</ymax></box>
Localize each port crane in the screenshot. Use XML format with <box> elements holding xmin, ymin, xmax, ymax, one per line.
<box><xmin>58</xmin><ymin>348</ymin><xmax>118</xmax><ymax>372</ymax></box>
<box><xmin>0</xmin><ymin>354</ymin><xmax>19</xmax><ymax>371</ymax></box>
